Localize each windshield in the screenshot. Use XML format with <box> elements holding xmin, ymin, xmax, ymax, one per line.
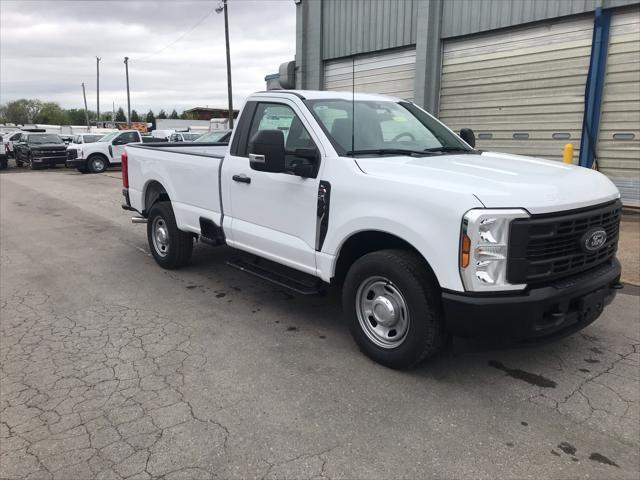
<box><xmin>195</xmin><ymin>131</ymin><xmax>229</xmax><ymax>142</ymax></box>
<box><xmin>306</xmin><ymin>99</ymin><xmax>472</xmax><ymax>156</ymax></box>
<box><xmin>83</xmin><ymin>135</ymin><xmax>103</xmax><ymax>143</ymax></box>
<box><xmin>182</xmin><ymin>133</ymin><xmax>201</xmax><ymax>141</ymax></box>
<box><xmin>99</xmin><ymin>132</ymin><xmax>119</xmax><ymax>142</ymax></box>
<box><xmin>28</xmin><ymin>134</ymin><xmax>63</xmax><ymax>144</ymax></box>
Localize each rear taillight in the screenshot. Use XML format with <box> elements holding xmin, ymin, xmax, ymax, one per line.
<box><xmin>121</xmin><ymin>151</ymin><xmax>129</xmax><ymax>188</ymax></box>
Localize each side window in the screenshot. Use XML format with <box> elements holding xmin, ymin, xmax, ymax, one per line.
<box><xmin>248</xmin><ymin>102</ymin><xmax>318</xmax><ymax>170</ymax></box>
<box><xmin>170</xmin><ymin>134</ymin><xmax>178</xmax><ymax>142</ymax></box>
<box><xmin>117</xmin><ymin>132</ymin><xmax>139</xmax><ymax>144</ymax></box>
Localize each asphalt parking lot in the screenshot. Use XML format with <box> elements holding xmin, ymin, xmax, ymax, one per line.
<box><xmin>1</xmin><ymin>166</ymin><xmax>639</xmax><ymax>480</ymax></box>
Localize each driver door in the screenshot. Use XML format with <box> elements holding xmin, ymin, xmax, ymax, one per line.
<box><xmin>111</xmin><ymin>132</ymin><xmax>139</xmax><ymax>161</ymax></box>
<box><xmin>222</xmin><ymin>100</ymin><xmax>324</xmax><ymax>275</ymax></box>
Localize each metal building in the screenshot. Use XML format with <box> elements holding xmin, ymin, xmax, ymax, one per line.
<box><xmin>292</xmin><ymin>0</ymin><xmax>640</xmax><ymax>206</ymax></box>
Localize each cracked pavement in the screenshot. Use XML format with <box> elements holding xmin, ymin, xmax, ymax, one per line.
<box><xmin>1</xmin><ymin>169</ymin><xmax>639</xmax><ymax>479</ymax></box>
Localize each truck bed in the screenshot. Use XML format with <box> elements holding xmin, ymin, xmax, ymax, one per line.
<box><xmin>126</xmin><ymin>142</ymin><xmax>229</xmax><ymax>236</ymax></box>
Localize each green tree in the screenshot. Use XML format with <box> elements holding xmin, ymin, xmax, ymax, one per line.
<box><xmin>1</xmin><ymin>99</ymin><xmax>43</xmax><ymax>124</ymax></box>
<box><xmin>169</xmin><ymin>109</ymin><xmax>179</xmax><ymax>119</ymax></box>
<box><xmin>115</xmin><ymin>107</ymin><xmax>127</xmax><ymax>122</ymax></box>
<box><xmin>179</xmin><ymin>110</ymin><xmax>193</xmax><ymax>120</ymax></box>
<box><xmin>66</xmin><ymin>109</ymin><xmax>89</xmax><ymax>125</ymax></box>
<box><xmin>145</xmin><ymin>110</ymin><xmax>156</xmax><ymax>130</ymax></box>
<box><xmin>130</xmin><ymin>109</ymin><xmax>141</xmax><ymax>122</ymax></box>
<box><xmin>35</xmin><ymin>102</ymin><xmax>67</xmax><ymax>125</ymax></box>
<box><xmin>157</xmin><ymin>109</ymin><xmax>167</xmax><ymax>119</ymax></box>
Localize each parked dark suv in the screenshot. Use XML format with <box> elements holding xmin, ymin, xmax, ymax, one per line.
<box><xmin>14</xmin><ymin>133</ymin><xmax>67</xmax><ymax>169</ymax></box>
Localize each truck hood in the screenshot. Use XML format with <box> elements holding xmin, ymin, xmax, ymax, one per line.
<box><xmin>354</xmin><ymin>151</ymin><xmax>620</xmax><ymax>214</ymax></box>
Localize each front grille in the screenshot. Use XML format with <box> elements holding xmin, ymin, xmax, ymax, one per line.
<box><xmin>508</xmin><ymin>200</ymin><xmax>621</xmax><ymax>285</ymax></box>
<box><xmin>67</xmin><ymin>149</ymin><xmax>77</xmax><ymax>160</ymax></box>
<box><xmin>34</xmin><ymin>149</ymin><xmax>66</xmax><ymax>156</ymax></box>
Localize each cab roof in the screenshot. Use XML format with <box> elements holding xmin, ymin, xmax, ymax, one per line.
<box><xmin>252</xmin><ymin>90</ymin><xmax>404</xmax><ymax>103</ymax></box>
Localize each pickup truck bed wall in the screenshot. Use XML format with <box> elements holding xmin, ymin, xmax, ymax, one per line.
<box><xmin>128</xmin><ymin>143</ymin><xmax>227</xmax><ymax>234</ymax></box>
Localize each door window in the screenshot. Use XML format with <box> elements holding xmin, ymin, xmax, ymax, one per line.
<box><xmin>116</xmin><ymin>132</ymin><xmax>139</xmax><ymax>144</ymax></box>
<box><xmin>248</xmin><ymin>103</ymin><xmax>317</xmax><ymax>169</ymax></box>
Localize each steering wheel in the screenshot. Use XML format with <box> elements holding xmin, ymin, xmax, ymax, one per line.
<box><xmin>392</xmin><ymin>132</ymin><xmax>415</xmax><ymax>142</ymax></box>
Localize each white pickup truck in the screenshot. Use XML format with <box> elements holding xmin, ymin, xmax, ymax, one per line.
<box><xmin>122</xmin><ymin>90</ymin><xmax>623</xmax><ymax>369</ymax></box>
<box><xmin>67</xmin><ymin>130</ymin><xmax>147</xmax><ymax>174</ymax></box>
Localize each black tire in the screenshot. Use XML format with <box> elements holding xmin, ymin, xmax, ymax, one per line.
<box><xmin>342</xmin><ymin>249</ymin><xmax>446</xmax><ymax>369</ymax></box>
<box><xmin>146</xmin><ymin>201</ymin><xmax>193</xmax><ymax>269</ymax></box>
<box><xmin>87</xmin><ymin>154</ymin><xmax>108</xmax><ymax>174</ymax></box>
<box><xmin>77</xmin><ymin>167</ymin><xmax>89</xmax><ymax>174</ymax></box>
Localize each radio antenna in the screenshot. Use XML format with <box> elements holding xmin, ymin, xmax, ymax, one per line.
<box><xmin>351</xmin><ymin>56</ymin><xmax>355</xmax><ymax>153</ymax></box>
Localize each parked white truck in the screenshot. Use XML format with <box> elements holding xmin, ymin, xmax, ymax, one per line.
<box><xmin>67</xmin><ymin>130</ymin><xmax>145</xmax><ymax>173</ymax></box>
<box><xmin>122</xmin><ymin>90</ymin><xmax>622</xmax><ymax>369</ymax></box>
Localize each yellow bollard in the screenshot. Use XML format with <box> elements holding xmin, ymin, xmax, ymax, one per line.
<box><xmin>563</xmin><ymin>143</ymin><xmax>574</xmax><ymax>164</ymax></box>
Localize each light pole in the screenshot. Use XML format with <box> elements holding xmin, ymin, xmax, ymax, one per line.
<box><xmin>81</xmin><ymin>82</ymin><xmax>90</xmax><ymax>128</ymax></box>
<box><xmin>96</xmin><ymin>57</ymin><xmax>101</xmax><ymax>122</ymax></box>
<box><xmin>216</xmin><ymin>0</ymin><xmax>234</xmax><ymax>129</ymax></box>
<box><xmin>124</xmin><ymin>57</ymin><xmax>131</xmax><ymax>127</ymax></box>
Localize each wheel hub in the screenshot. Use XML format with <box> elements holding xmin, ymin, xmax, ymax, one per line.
<box><xmin>372</xmin><ymin>296</ymin><xmax>399</xmax><ymax>326</ymax></box>
<box><xmin>152</xmin><ymin>218</ymin><xmax>169</xmax><ymax>257</ymax></box>
<box><xmin>356</xmin><ymin>277</ymin><xmax>410</xmax><ymax>349</ymax></box>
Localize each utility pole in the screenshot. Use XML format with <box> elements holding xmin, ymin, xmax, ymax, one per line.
<box><xmin>216</xmin><ymin>0</ymin><xmax>234</xmax><ymax>129</ymax></box>
<box><xmin>96</xmin><ymin>56</ymin><xmax>101</xmax><ymax>123</ymax></box>
<box><xmin>81</xmin><ymin>82</ymin><xmax>90</xmax><ymax>129</ymax></box>
<box><xmin>124</xmin><ymin>56</ymin><xmax>131</xmax><ymax>127</ymax></box>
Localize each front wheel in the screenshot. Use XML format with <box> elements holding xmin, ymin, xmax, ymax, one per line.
<box><xmin>147</xmin><ymin>201</ymin><xmax>193</xmax><ymax>269</ymax></box>
<box><xmin>88</xmin><ymin>155</ymin><xmax>108</xmax><ymax>173</ymax></box>
<box><xmin>343</xmin><ymin>249</ymin><xmax>446</xmax><ymax>369</ymax></box>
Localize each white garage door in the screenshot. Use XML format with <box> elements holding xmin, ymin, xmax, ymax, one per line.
<box><xmin>439</xmin><ymin>17</ymin><xmax>594</xmax><ymax>163</ymax></box>
<box><xmin>597</xmin><ymin>8</ymin><xmax>640</xmax><ymax>207</ymax></box>
<box><xmin>324</xmin><ymin>47</ymin><xmax>416</xmax><ymax>100</ymax></box>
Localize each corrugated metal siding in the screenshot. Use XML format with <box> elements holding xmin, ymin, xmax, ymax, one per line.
<box><xmin>324</xmin><ymin>48</ymin><xmax>416</xmax><ymax>100</ymax></box>
<box><xmin>322</xmin><ymin>0</ymin><xmax>417</xmax><ymax>60</ymax></box>
<box><xmin>439</xmin><ymin>16</ymin><xmax>593</xmax><ymax>162</ymax></box>
<box><xmin>597</xmin><ymin>8</ymin><xmax>640</xmax><ymax>207</ymax></box>
<box><xmin>441</xmin><ymin>0</ymin><xmax>639</xmax><ymax>39</ymax></box>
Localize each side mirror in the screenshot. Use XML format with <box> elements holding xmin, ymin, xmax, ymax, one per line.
<box><xmin>248</xmin><ymin>130</ymin><xmax>285</xmax><ymax>173</ymax></box>
<box><xmin>459</xmin><ymin>128</ymin><xmax>476</xmax><ymax>148</ymax></box>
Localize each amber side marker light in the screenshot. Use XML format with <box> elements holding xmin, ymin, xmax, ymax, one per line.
<box><xmin>460</xmin><ymin>233</ymin><xmax>471</xmax><ymax>268</ymax></box>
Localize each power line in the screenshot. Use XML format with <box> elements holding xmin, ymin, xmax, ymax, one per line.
<box><xmin>133</xmin><ymin>6</ymin><xmax>217</xmax><ymax>62</ymax></box>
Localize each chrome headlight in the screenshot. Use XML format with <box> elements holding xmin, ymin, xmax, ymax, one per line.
<box><xmin>460</xmin><ymin>209</ymin><xmax>530</xmax><ymax>292</ymax></box>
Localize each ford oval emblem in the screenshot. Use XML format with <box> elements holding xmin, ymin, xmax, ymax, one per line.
<box><xmin>581</xmin><ymin>228</ymin><xmax>607</xmax><ymax>253</ymax></box>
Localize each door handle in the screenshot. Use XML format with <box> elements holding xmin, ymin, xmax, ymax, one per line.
<box><xmin>232</xmin><ymin>174</ymin><xmax>251</xmax><ymax>184</ymax></box>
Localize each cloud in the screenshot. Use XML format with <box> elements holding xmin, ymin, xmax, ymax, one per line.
<box><xmin>0</xmin><ymin>0</ymin><xmax>297</xmax><ymax>113</ymax></box>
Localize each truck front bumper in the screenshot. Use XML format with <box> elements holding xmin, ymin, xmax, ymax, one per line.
<box><xmin>442</xmin><ymin>259</ymin><xmax>622</xmax><ymax>341</ymax></box>
<box><xmin>33</xmin><ymin>156</ymin><xmax>67</xmax><ymax>166</ymax></box>
<box><xmin>66</xmin><ymin>158</ymin><xmax>87</xmax><ymax>169</ymax></box>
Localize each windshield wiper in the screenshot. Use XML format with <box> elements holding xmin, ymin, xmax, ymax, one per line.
<box><xmin>423</xmin><ymin>146</ymin><xmax>474</xmax><ymax>153</ymax></box>
<box><xmin>346</xmin><ymin>148</ymin><xmax>426</xmax><ymax>157</ymax></box>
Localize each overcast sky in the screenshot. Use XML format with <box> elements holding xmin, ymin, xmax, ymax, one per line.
<box><xmin>0</xmin><ymin>0</ymin><xmax>296</xmax><ymax>113</ymax></box>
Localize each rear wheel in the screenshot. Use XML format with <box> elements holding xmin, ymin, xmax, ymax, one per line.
<box><xmin>343</xmin><ymin>249</ymin><xmax>446</xmax><ymax>369</ymax></box>
<box><xmin>88</xmin><ymin>155</ymin><xmax>108</xmax><ymax>173</ymax></box>
<box><xmin>147</xmin><ymin>201</ymin><xmax>193</xmax><ymax>269</ymax></box>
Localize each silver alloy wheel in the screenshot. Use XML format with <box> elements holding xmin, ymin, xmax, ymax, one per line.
<box><xmin>91</xmin><ymin>157</ymin><xmax>105</xmax><ymax>173</ymax></box>
<box><xmin>152</xmin><ymin>216</ymin><xmax>169</xmax><ymax>257</ymax></box>
<box><xmin>356</xmin><ymin>276</ymin><xmax>410</xmax><ymax>349</ymax></box>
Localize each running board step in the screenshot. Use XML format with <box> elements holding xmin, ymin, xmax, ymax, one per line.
<box><xmin>227</xmin><ymin>257</ymin><xmax>324</xmax><ymax>295</ymax></box>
